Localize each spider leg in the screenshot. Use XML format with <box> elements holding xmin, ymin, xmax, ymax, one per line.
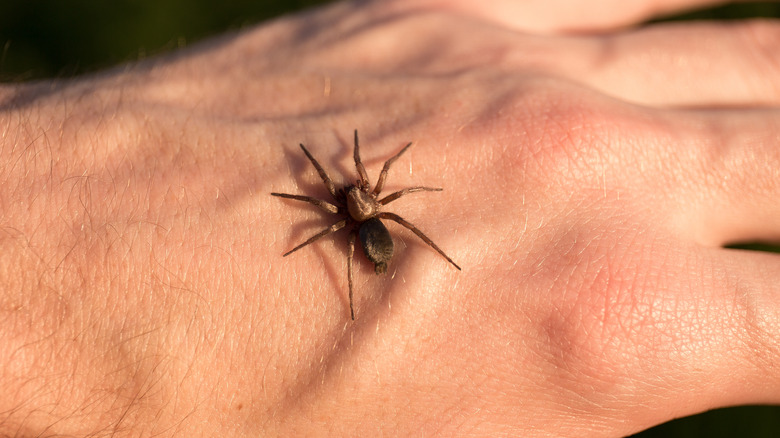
<box><xmin>282</xmin><ymin>219</ymin><xmax>348</xmax><ymax>257</ymax></box>
<box><xmin>373</xmin><ymin>141</ymin><xmax>412</xmax><ymax>196</ymax></box>
<box><xmin>271</xmin><ymin>192</ymin><xmax>340</xmax><ymax>214</ymax></box>
<box><xmin>347</xmin><ymin>229</ymin><xmax>357</xmax><ymax>320</ymax></box>
<box><xmin>379</xmin><ymin>186</ymin><xmax>442</xmax><ymax>206</ymax></box>
<box><xmin>299</xmin><ymin>143</ymin><xmax>338</xmax><ymax>201</ymax></box>
<box><xmin>377</xmin><ymin>212</ymin><xmax>461</xmax><ymax>270</ymax></box>
<box><xmin>353</xmin><ymin>129</ymin><xmax>370</xmax><ymax>188</ymax></box>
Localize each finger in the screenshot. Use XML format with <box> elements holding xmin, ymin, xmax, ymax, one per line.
<box><xmin>624</xmin><ymin>247</ymin><xmax>780</xmax><ymax>426</ymax></box>
<box><xmin>540</xmin><ymin>242</ymin><xmax>780</xmax><ymax>433</ymax></box>
<box><xmin>482</xmin><ymin>20</ymin><xmax>780</xmax><ymax>107</ymax></box>
<box><xmin>380</xmin><ymin>0</ymin><xmax>728</xmax><ymax>33</ymax></box>
<box><xmin>336</xmin><ymin>9</ymin><xmax>780</xmax><ymax>107</ymax></box>
<box><xmin>704</xmin><ymin>248</ymin><xmax>780</xmax><ymax>404</ymax></box>
<box><xmin>660</xmin><ymin>107</ymin><xmax>780</xmax><ymax>246</ymax></box>
<box><xmin>575</xmin><ymin>20</ymin><xmax>780</xmax><ymax>106</ymax></box>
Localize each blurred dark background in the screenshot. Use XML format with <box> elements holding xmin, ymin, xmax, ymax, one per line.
<box><xmin>0</xmin><ymin>0</ymin><xmax>330</xmax><ymax>80</ymax></box>
<box><xmin>1</xmin><ymin>1</ymin><xmax>779</xmax><ymax>80</ymax></box>
<box><xmin>1</xmin><ymin>1</ymin><xmax>779</xmax><ymax>436</ymax></box>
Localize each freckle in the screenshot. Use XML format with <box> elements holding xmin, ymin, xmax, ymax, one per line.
<box><xmin>236</xmin><ymin>403</ymin><xmax>243</xmax><ymax>411</ymax></box>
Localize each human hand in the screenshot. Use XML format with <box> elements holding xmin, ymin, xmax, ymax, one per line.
<box><xmin>1</xmin><ymin>0</ymin><xmax>779</xmax><ymax>435</ymax></box>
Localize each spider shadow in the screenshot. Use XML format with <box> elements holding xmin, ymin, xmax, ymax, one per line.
<box><xmin>278</xmin><ymin>211</ymin><xmax>348</xmax><ymax>294</ymax></box>
<box><xmin>275</xmin><ymin>129</ymin><xmax>438</xmax><ymax>318</ymax></box>
<box><xmin>353</xmin><ymin>229</ymin><xmax>437</xmax><ymax>320</ymax></box>
<box><xmin>365</xmin><ymin>235</ymin><xmax>412</xmax><ymax>313</ymax></box>
<box><xmin>273</xmin><ymin>135</ymin><xmax>357</xmax><ymax>313</ymax></box>
<box><xmin>277</xmin><ymin>149</ymin><xmax>335</xmax><ymax>200</ymax></box>
<box><xmin>282</xmin><ymin>213</ymin><xmax>420</xmax><ymax>320</ymax></box>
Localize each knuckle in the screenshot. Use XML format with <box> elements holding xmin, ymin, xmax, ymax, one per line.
<box><xmin>493</xmin><ymin>81</ymin><xmax>643</xmax><ymax>195</ymax></box>
<box><xmin>735</xmin><ymin>281</ymin><xmax>780</xmax><ymax>386</ymax></box>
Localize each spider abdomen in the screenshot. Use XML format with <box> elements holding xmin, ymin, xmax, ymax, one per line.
<box><xmin>359</xmin><ymin>217</ymin><xmax>394</xmax><ymax>274</ymax></box>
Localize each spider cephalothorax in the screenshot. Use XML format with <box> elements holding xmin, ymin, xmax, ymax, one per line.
<box><xmin>272</xmin><ymin>130</ymin><xmax>461</xmax><ymax>319</ymax></box>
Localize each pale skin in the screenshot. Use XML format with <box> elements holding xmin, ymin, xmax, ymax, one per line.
<box><xmin>1</xmin><ymin>0</ymin><xmax>780</xmax><ymax>436</ymax></box>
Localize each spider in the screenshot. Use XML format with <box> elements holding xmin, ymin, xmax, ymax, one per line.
<box><xmin>272</xmin><ymin>130</ymin><xmax>461</xmax><ymax>320</ymax></box>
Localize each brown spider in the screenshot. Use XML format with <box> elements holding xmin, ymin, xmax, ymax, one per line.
<box><xmin>272</xmin><ymin>130</ymin><xmax>461</xmax><ymax>319</ymax></box>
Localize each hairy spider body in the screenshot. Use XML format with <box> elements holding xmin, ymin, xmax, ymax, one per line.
<box><xmin>272</xmin><ymin>130</ymin><xmax>461</xmax><ymax>319</ymax></box>
<box><xmin>359</xmin><ymin>217</ymin><xmax>393</xmax><ymax>274</ymax></box>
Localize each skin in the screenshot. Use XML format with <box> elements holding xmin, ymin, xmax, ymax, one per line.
<box><xmin>1</xmin><ymin>0</ymin><xmax>780</xmax><ymax>435</ymax></box>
